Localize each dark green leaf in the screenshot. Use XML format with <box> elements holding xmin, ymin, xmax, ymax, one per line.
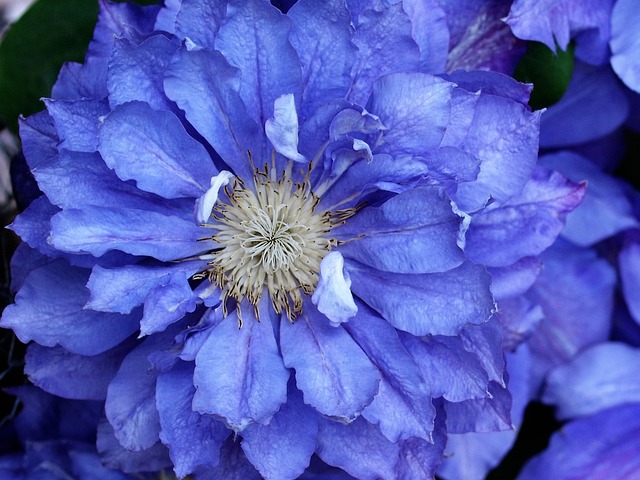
<box><xmin>514</xmin><ymin>41</ymin><xmax>575</xmax><ymax>111</ymax></box>
<box><xmin>0</xmin><ymin>0</ymin><xmax>99</xmax><ymax>134</ymax></box>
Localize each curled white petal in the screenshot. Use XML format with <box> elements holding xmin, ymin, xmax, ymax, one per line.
<box><xmin>312</xmin><ymin>251</ymin><xmax>358</xmax><ymax>326</ymax></box>
<box><xmin>265</xmin><ymin>94</ymin><xmax>306</xmax><ymax>163</ymax></box>
<box><xmin>195</xmin><ymin>170</ymin><xmax>235</xmax><ymax>224</ymax></box>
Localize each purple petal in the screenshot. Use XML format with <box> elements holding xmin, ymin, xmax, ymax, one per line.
<box><xmin>98</xmin><ymin>101</ymin><xmax>216</xmax><ymax>199</ymax></box>
<box><xmin>540</xmin><ymin>62</ymin><xmax>629</xmax><ymax>148</ymax></box>
<box><xmin>400</xmin><ymin>332</ymin><xmax>490</xmax><ymax>402</ymax></box>
<box><xmin>610</xmin><ymin>0</ymin><xmax>640</xmax><ymax>93</ymax></box>
<box><xmin>526</xmin><ymin>241</ymin><xmax>615</xmax><ymax>381</ymax></box>
<box><xmin>403</xmin><ymin>0</ymin><xmax>449</xmax><ymax>73</ymax></box>
<box><xmin>33</xmin><ymin>150</ymin><xmax>187</xmax><ymax>214</ymax></box>
<box><xmin>396</xmin><ymin>418</ymin><xmax>447</xmax><ymax>479</ymax></box>
<box><xmin>18</xmin><ymin>110</ymin><xmax>58</xmax><ymax>170</ymax></box>
<box><xmin>174</xmin><ymin>0</ymin><xmax>226</xmax><ymax>48</ymax></box>
<box><xmin>317</xmin><ymin>417</ymin><xmax>399</xmax><ymax>480</ymax></box>
<box><xmin>86</xmin><ymin>261</ymin><xmax>203</xmax><ymax>315</ymax></box>
<box><xmin>0</xmin><ymin>260</ymin><xmax>139</xmax><ymax>355</ymax></box>
<box><xmin>97</xmin><ymin>419</ymin><xmax>171</xmax><ymax>474</ymax></box>
<box><xmin>214</xmin><ymin>0</ymin><xmax>301</xmax><ymax>126</ymax></box>
<box><xmin>25</xmin><ymin>341</ymin><xmax>132</xmax><ymax>401</ymax></box>
<box><xmin>368</xmin><ymin>73</ymin><xmax>453</xmax><ymax>156</ymax></box>
<box><xmin>279</xmin><ymin>300</ymin><xmax>380</xmax><ymax>420</ymax></box>
<box><xmin>288</xmin><ymin>0</ymin><xmax>356</xmax><ymax>117</ymax></box>
<box><xmin>44</xmin><ymin>98</ymin><xmax>109</xmax><ymax>152</ymax></box>
<box><xmin>347</xmin><ymin>260</ymin><xmax>494</xmax><ymax>336</ymax></box>
<box><xmin>465</xmin><ymin>165</ymin><xmax>586</xmax><ymax>267</ymax></box>
<box><xmin>349</xmin><ymin>4</ymin><xmax>420</xmax><ymax>105</ymax></box>
<box><xmin>156</xmin><ymin>361</ymin><xmax>229</xmax><ymax>477</ymax></box>
<box><xmin>506</xmin><ymin>0</ymin><xmax>614</xmax><ymax>65</ymax></box>
<box><xmin>195</xmin><ymin>436</ymin><xmax>261</xmax><ymax>480</ymax></box>
<box><xmin>519</xmin><ymin>403</ymin><xmax>640</xmax><ymax>480</ymax></box>
<box><xmin>543</xmin><ymin>342</ymin><xmax>640</xmax><ymax>419</ymax></box>
<box><xmin>620</xmin><ymin>236</ymin><xmax>640</xmax><ymax>325</ymax></box>
<box><xmin>449</xmin><ymin>86</ymin><xmax>541</xmax><ymax>212</ymax></box>
<box><xmin>105</xmin><ymin>337</ymin><xmax>165</xmax><ymax>451</ymax></box>
<box><xmin>335</xmin><ymin>187</ymin><xmax>465</xmax><ymax>274</ymax></box>
<box><xmin>345</xmin><ymin>306</ymin><xmax>436</xmax><ymax>442</ymax></box>
<box><xmin>443</xmin><ymin>0</ymin><xmax>524</xmax><ymax>74</ymax></box>
<box><xmin>164</xmin><ymin>46</ymin><xmax>261</xmax><ymax>179</ymax></box>
<box><xmin>192</xmin><ymin>302</ymin><xmax>289</xmax><ymax>431</ymax></box>
<box><xmin>444</xmin><ymin>381</ymin><xmax>512</xmax><ymax>433</ymax></box>
<box><xmin>241</xmin><ymin>387</ymin><xmax>318</xmax><ymax>480</ymax></box>
<box><xmin>540</xmin><ymin>151</ymin><xmax>638</xmax><ymax>246</ymax></box>
<box><xmin>488</xmin><ymin>256</ymin><xmax>543</xmax><ymax>300</ymax></box>
<box><xmin>107</xmin><ymin>35</ymin><xmax>179</xmax><ymax>110</ymax></box>
<box><xmin>49</xmin><ymin>206</ymin><xmax>214</xmax><ymax>261</ymax></box>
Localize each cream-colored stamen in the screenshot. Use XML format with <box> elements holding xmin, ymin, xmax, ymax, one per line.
<box><xmin>200</xmin><ymin>163</ymin><xmax>355</xmax><ymax>322</ymax></box>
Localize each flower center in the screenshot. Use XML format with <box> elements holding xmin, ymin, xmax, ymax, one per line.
<box><xmin>202</xmin><ymin>164</ymin><xmax>352</xmax><ymax>323</ymax></box>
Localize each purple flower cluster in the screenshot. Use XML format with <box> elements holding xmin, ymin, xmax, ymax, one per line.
<box><xmin>1</xmin><ymin>0</ymin><xmax>638</xmax><ymax>479</ymax></box>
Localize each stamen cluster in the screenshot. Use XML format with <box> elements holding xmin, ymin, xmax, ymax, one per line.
<box><xmin>204</xmin><ymin>165</ymin><xmax>346</xmax><ymax>321</ymax></box>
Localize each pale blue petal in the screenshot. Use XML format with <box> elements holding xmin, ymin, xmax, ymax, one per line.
<box><xmin>105</xmin><ymin>337</ymin><xmax>164</xmax><ymax>451</ymax></box>
<box><xmin>311</xmin><ymin>252</ymin><xmax>357</xmax><ymax>326</ymax></box>
<box><xmin>444</xmin><ymin>381</ymin><xmax>512</xmax><ymax>433</ymax></box>
<box><xmin>265</xmin><ymin>94</ymin><xmax>306</xmax><ymax>163</ymax></box>
<box><xmin>488</xmin><ymin>256</ymin><xmax>543</xmax><ymax>300</ymax></box>
<box><xmin>86</xmin><ymin>261</ymin><xmax>203</xmax><ymax>314</ymax></box>
<box><xmin>98</xmin><ymin>101</ymin><xmax>216</xmax><ymax>199</ymax></box>
<box><xmin>280</xmin><ymin>299</ymin><xmax>380</xmax><ymax>420</ymax></box>
<box><xmin>347</xmin><ymin>260</ymin><xmax>494</xmax><ymax>336</ymax></box>
<box><xmin>193</xmin><ymin>301</ymin><xmax>289</xmax><ymax>431</ymax></box>
<box><xmin>540</xmin><ymin>62</ymin><xmax>629</xmax><ymax>148</ymax></box>
<box><xmin>539</xmin><ymin>151</ymin><xmax>638</xmax><ymax>246</ymax></box>
<box><xmin>542</xmin><ymin>342</ymin><xmax>640</xmax><ymax>419</ymax></box>
<box><xmin>174</xmin><ymin>0</ymin><xmax>225</xmax><ymax>48</ymax></box>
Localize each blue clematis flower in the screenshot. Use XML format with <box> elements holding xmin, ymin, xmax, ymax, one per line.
<box><xmin>0</xmin><ymin>0</ymin><xmax>585</xmax><ymax>478</ymax></box>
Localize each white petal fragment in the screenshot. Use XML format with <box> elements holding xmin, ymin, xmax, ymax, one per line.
<box><xmin>312</xmin><ymin>251</ymin><xmax>358</xmax><ymax>326</ymax></box>
<box><xmin>195</xmin><ymin>170</ymin><xmax>235</xmax><ymax>224</ymax></box>
<box><xmin>265</xmin><ymin>94</ymin><xmax>306</xmax><ymax>163</ymax></box>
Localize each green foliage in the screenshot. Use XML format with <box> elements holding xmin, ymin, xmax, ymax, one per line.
<box><xmin>0</xmin><ymin>0</ymin><xmax>100</xmax><ymax>134</ymax></box>
<box><xmin>514</xmin><ymin>41</ymin><xmax>575</xmax><ymax>111</ymax></box>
